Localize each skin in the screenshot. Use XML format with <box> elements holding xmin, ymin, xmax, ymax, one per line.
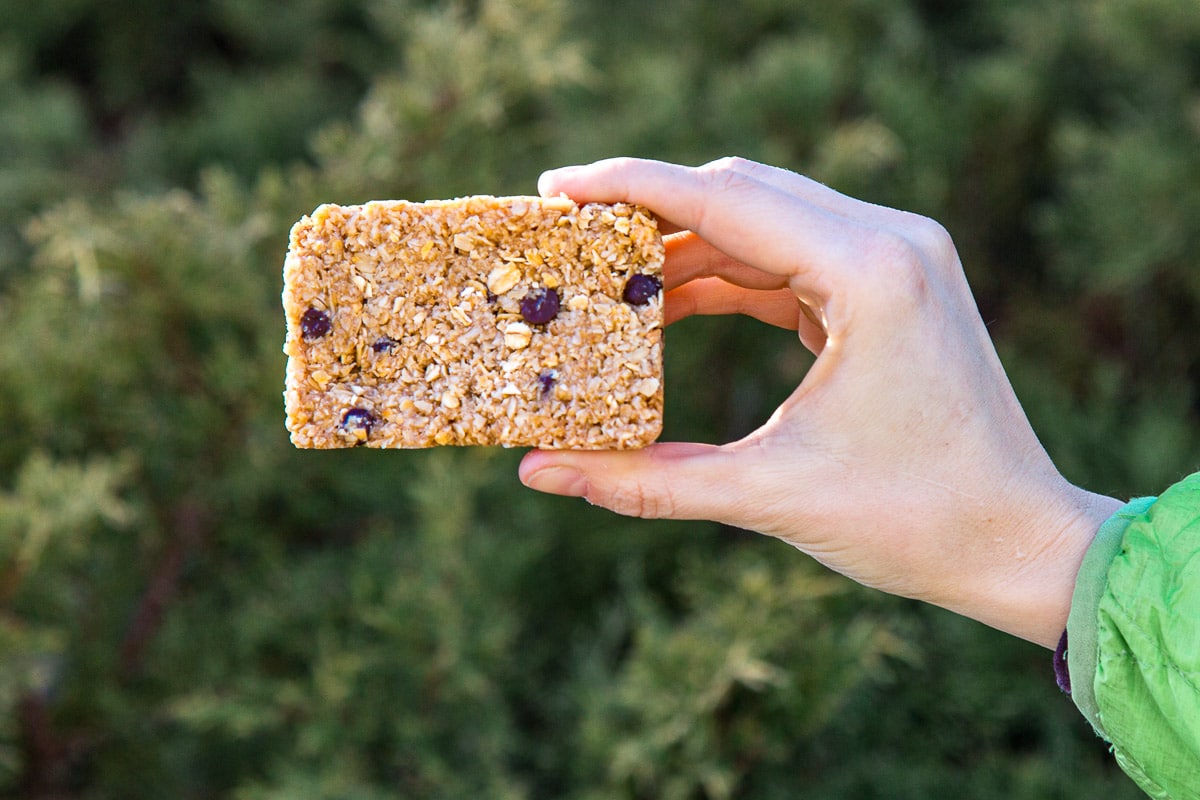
<box><xmin>519</xmin><ymin>156</ymin><xmax>1122</xmax><ymax>650</ymax></box>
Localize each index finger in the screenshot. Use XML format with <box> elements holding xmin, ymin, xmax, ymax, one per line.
<box><xmin>538</xmin><ymin>157</ymin><xmax>862</xmax><ymax>302</ymax></box>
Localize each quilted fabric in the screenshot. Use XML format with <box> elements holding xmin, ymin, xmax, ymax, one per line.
<box><xmin>1077</xmin><ymin>472</ymin><xmax>1200</xmax><ymax>799</ymax></box>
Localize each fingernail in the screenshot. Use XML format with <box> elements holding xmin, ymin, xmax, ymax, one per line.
<box><xmin>523</xmin><ymin>466</ymin><xmax>588</xmax><ymax>498</ymax></box>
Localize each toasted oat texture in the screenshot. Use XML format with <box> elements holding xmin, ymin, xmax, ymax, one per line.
<box><xmin>282</xmin><ymin>196</ymin><xmax>665</xmax><ymax>449</ymax></box>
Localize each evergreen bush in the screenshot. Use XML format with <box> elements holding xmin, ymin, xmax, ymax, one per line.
<box><xmin>1</xmin><ymin>1</ymin><xmax>1195</xmax><ymax>796</ymax></box>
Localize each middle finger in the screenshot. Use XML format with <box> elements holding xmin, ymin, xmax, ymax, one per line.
<box><xmin>665</xmin><ymin>231</ymin><xmax>792</xmax><ymax>292</ymax></box>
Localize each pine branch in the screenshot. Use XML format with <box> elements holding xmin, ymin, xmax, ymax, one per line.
<box><xmin>117</xmin><ymin>498</ymin><xmax>208</xmax><ymax>681</ymax></box>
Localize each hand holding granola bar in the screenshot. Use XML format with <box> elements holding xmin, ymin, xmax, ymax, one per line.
<box><xmin>519</xmin><ymin>156</ymin><xmax>1122</xmax><ymax>651</ymax></box>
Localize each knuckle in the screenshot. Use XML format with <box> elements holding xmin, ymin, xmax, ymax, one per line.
<box><xmin>862</xmin><ymin>228</ymin><xmax>933</xmax><ymax>304</ymax></box>
<box><xmin>696</xmin><ymin>156</ymin><xmax>759</xmax><ymax>194</ymax></box>
<box><xmin>906</xmin><ymin>214</ymin><xmax>958</xmax><ymax>268</ymax></box>
<box><xmin>884</xmin><ymin>212</ymin><xmax>959</xmax><ymax>270</ymax></box>
<box><xmin>687</xmin><ymin>157</ymin><xmax>771</xmax><ymax>235</ymax></box>
<box><xmin>702</xmin><ymin>155</ymin><xmax>754</xmax><ymax>174</ymax></box>
<box><xmin>605</xmin><ymin>483</ymin><xmax>676</xmax><ymax>519</ymax></box>
<box><xmin>869</xmin><ymin>227</ymin><xmax>923</xmax><ymax>271</ymax></box>
<box><xmin>864</xmin><ymin>214</ymin><xmax>960</xmax><ymax>303</ymax></box>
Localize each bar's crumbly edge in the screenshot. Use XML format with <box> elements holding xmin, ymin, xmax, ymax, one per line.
<box><xmin>282</xmin><ymin>195</ymin><xmax>665</xmax><ymax>449</ymax></box>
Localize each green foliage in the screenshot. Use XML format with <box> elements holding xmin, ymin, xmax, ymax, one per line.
<box><xmin>0</xmin><ymin>451</ymin><xmax>135</xmax><ymax>785</ymax></box>
<box><xmin>0</xmin><ymin>0</ymin><xmax>1196</xmax><ymax>797</ymax></box>
<box><xmin>565</xmin><ymin>550</ymin><xmax>917</xmax><ymax>800</ymax></box>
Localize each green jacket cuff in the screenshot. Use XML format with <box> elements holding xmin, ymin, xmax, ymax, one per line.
<box><xmin>1065</xmin><ymin>494</ymin><xmax>1158</xmax><ymax>739</ymax></box>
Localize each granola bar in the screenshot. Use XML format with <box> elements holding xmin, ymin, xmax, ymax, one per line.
<box><xmin>282</xmin><ymin>196</ymin><xmax>665</xmax><ymax>449</ymax></box>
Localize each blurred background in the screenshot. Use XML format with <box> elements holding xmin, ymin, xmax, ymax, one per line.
<box><xmin>1</xmin><ymin>0</ymin><xmax>1198</xmax><ymax>797</ymax></box>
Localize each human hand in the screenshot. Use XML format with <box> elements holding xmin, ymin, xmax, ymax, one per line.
<box><xmin>519</xmin><ymin>157</ymin><xmax>1121</xmax><ymax>649</ymax></box>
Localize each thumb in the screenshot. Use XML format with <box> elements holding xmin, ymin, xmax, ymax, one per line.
<box><xmin>519</xmin><ymin>442</ymin><xmax>736</xmax><ymax>521</ymax></box>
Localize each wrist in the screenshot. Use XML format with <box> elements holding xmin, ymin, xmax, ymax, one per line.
<box><xmin>963</xmin><ymin>482</ymin><xmax>1123</xmax><ymax>649</ymax></box>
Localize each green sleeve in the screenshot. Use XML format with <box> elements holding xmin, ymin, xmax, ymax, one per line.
<box><xmin>1066</xmin><ymin>472</ymin><xmax>1200</xmax><ymax>799</ymax></box>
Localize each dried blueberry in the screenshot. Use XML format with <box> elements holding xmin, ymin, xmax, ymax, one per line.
<box><xmin>519</xmin><ymin>287</ymin><xmax>560</xmax><ymax>325</ymax></box>
<box><xmin>537</xmin><ymin>370</ymin><xmax>558</xmax><ymax>399</ymax></box>
<box><xmin>372</xmin><ymin>337</ymin><xmax>397</xmax><ymax>353</ymax></box>
<box><xmin>622</xmin><ymin>274</ymin><xmax>662</xmax><ymax>306</ymax></box>
<box><xmin>300</xmin><ymin>307</ymin><xmax>331</xmax><ymax>339</ymax></box>
<box><xmin>340</xmin><ymin>408</ymin><xmax>375</xmax><ymax>443</ymax></box>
